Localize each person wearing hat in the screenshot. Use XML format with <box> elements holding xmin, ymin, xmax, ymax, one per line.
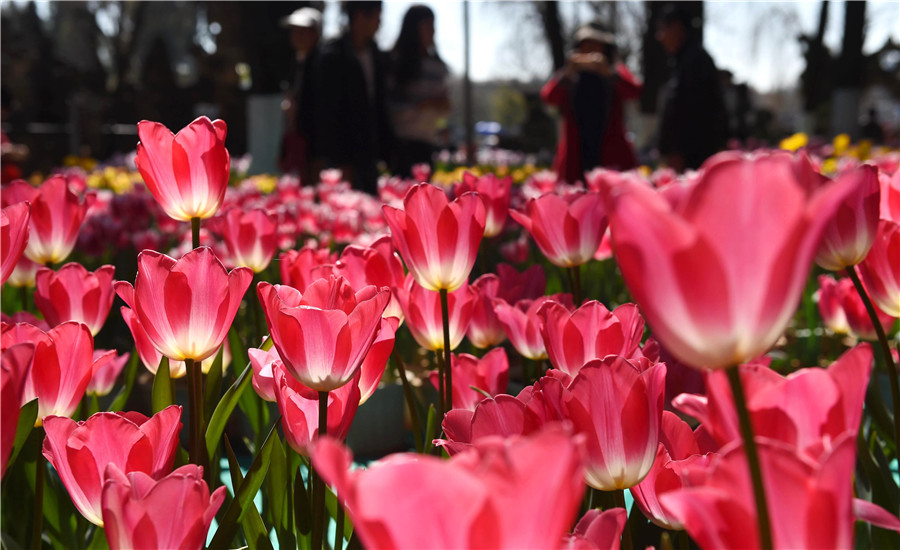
<box><xmin>280</xmin><ymin>7</ymin><xmax>322</xmax><ymax>179</ymax></box>
<box><xmin>541</xmin><ymin>22</ymin><xmax>642</xmax><ymax>184</ymax></box>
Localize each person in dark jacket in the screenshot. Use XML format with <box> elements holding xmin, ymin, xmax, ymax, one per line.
<box><xmin>280</xmin><ymin>7</ymin><xmax>322</xmax><ymax>181</ymax></box>
<box><xmin>656</xmin><ymin>5</ymin><xmax>728</xmax><ymax>172</ymax></box>
<box><xmin>304</xmin><ymin>1</ymin><xmax>392</xmax><ymax>194</ymax></box>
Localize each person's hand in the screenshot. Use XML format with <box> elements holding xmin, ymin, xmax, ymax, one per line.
<box><xmin>569</xmin><ymin>52</ymin><xmax>611</xmax><ymax>76</ymax></box>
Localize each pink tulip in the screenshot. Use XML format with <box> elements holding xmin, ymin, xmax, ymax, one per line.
<box><xmin>22</xmin><ymin>176</ymin><xmax>94</xmax><ymax>265</ymax></box>
<box><xmin>455</xmin><ymin>171</ymin><xmax>513</xmax><ymax>237</ymax></box>
<box><xmin>839</xmin><ymin>273</ymin><xmax>896</xmax><ymax>339</ymax></box>
<box><xmin>439</xmin><ymin>394</ymin><xmax>533</xmax><ymax>456</ymax></box>
<box><xmin>510</xmin><ymin>191</ymin><xmax>607</xmax><ymax>267</ymax></box>
<box><xmin>661</xmin><ymin>435</ymin><xmax>862</xmax><ymax>550</ymax></box>
<box><xmin>815</xmin><ymin>165</ymin><xmax>880</xmax><ymax>270</ymax></box>
<box><xmin>604</xmin><ymin>151</ymin><xmax>858</xmax><ymax>369</ymax></box>
<box><xmin>6</xmin><ymin>255</ymin><xmax>39</xmax><ymax>288</ymax></box>
<box><xmin>221</xmin><ymin>207</ymin><xmax>277</xmax><ymax>273</ymax></box>
<box><xmin>466</xmin><ymin>274</ymin><xmax>507</xmax><ymax>348</ymax></box>
<box><xmin>1</xmin><ymin>202</ymin><xmax>30</xmax><ymax>285</ymax></box>
<box><xmin>115</xmin><ymin>247</ymin><xmax>252</xmax><ymax>362</ymax></box>
<box><xmin>858</xmin><ymin>220</ymin><xmax>900</xmax><ymax>318</ymax></box>
<box><xmin>249</xmin><ymin>345</ymin><xmax>281</xmax><ymax>402</ymax></box>
<box><xmin>395</xmin><ymin>274</ymin><xmax>475</xmax><ymax>351</ymax></box>
<box><xmin>383</xmin><ymin>182</ymin><xmax>485</xmax><ymax>291</ymax></box>
<box><xmin>101</xmin><ymin>464</ymin><xmax>226</xmax><ymax>550</ymax></box>
<box><xmin>279</xmin><ymin>245</ymin><xmax>337</xmax><ymax>292</ymax></box>
<box><xmin>2</xmin><ymin>321</ymin><xmax>110</xmax><ymax>423</ymax></box>
<box><xmin>329</xmin><ymin>235</ymin><xmax>406</xmax><ymax>321</ymax></box>
<box><xmin>34</xmin><ymin>263</ymin><xmax>116</xmax><ymax>336</ymax></box>
<box><xmin>1</xmin><ymin>343</ymin><xmax>32</xmax><ymax>478</ymax></box>
<box><xmin>274</xmin><ymin>367</ymin><xmax>360</xmax><ymax>454</ymax></box>
<box><xmin>817</xmin><ymin>275</ymin><xmax>853</xmax><ymax>334</ymax></box>
<box><xmin>429</xmin><ymin>347</ymin><xmax>509</xmax><ymax>411</ymax></box>
<box><xmin>630</xmin><ymin>411</ymin><xmax>711</xmax><ymax>530</ymax></box>
<box><xmin>539</xmin><ymin>300</ymin><xmax>645</xmax><ymax>377</ymax></box>
<box><xmin>562</xmin><ymin>508</ymin><xmax>628</xmax><ymax>550</ymax></box>
<box><xmin>258</xmin><ymin>276</ymin><xmax>389</xmax><ymax>391</ymax></box>
<box><xmin>493</xmin><ymin>294</ymin><xmax>574</xmax><ymax>361</ymax></box>
<box><xmin>357</xmin><ymin>317</ymin><xmax>398</xmax><ymax>404</ymax></box>
<box><xmin>120</xmin><ymin>307</ymin><xmax>187</xmax><ymax>378</ymax></box>
<box><xmin>86</xmin><ymin>350</ymin><xmax>130</xmax><ymax>397</ymax></box>
<box><xmin>312</xmin><ymin>426</ymin><xmax>584</xmax><ymax>550</ymax></box>
<box><xmin>135</xmin><ymin>116</ymin><xmax>230</xmax><ymax>221</ymax></box>
<box><xmin>562</xmin><ymin>356</ymin><xmax>666</xmax><ymax>490</ymax></box>
<box><xmin>42</xmin><ymin>406</ymin><xmax>182</xmax><ymax>525</ymax></box>
<box><xmin>495</xmin><ymin>263</ymin><xmax>546</xmax><ymax>303</ymax></box>
<box><xmin>674</xmin><ymin>344</ymin><xmax>872</xmax><ymax>460</ymax></box>
<box><xmin>880</xmin><ymin>170</ymin><xmax>900</xmax><ymax>222</ymax></box>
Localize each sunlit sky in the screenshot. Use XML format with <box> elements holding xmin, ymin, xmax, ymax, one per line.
<box><xmin>321</xmin><ymin>0</ymin><xmax>900</xmax><ymax>93</ymax></box>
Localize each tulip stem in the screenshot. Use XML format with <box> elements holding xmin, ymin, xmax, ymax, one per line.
<box><xmin>439</xmin><ymin>288</ymin><xmax>454</xmax><ymax>411</ymax></box>
<box><xmin>32</xmin><ymin>451</ymin><xmax>44</xmax><ymax>550</ymax></box>
<box><xmin>312</xmin><ymin>391</ymin><xmax>328</xmax><ymax>550</ymax></box>
<box><xmin>393</xmin><ymin>352</ymin><xmax>424</xmax><ymax>452</ymax></box>
<box><xmin>434</xmin><ymin>351</ymin><xmax>445</xmax><ymax>420</ymax></box>
<box><xmin>20</xmin><ymin>285</ymin><xmax>29</xmax><ymax>312</ymax></box>
<box><xmin>846</xmin><ymin>267</ymin><xmax>900</xmax><ymax>452</ymax></box>
<box><xmin>335</xmin><ymin>505</ymin><xmax>345</xmax><ymax>550</ymax></box>
<box><xmin>726</xmin><ymin>366</ymin><xmax>773</xmax><ymax>550</ymax></box>
<box><xmin>185</xmin><ymin>358</ymin><xmax>207</xmax><ymax>472</ymax></box>
<box><xmin>191</xmin><ymin>217</ymin><xmax>200</xmax><ymax>249</ymax></box>
<box><xmin>613</xmin><ymin>489</ymin><xmax>633</xmax><ymax>550</ymax></box>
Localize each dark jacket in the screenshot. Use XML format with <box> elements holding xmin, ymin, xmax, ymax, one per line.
<box><xmin>658</xmin><ymin>39</ymin><xmax>728</xmax><ymax>171</ymax></box>
<box><xmin>303</xmin><ymin>34</ymin><xmax>393</xmax><ymax>194</ymax></box>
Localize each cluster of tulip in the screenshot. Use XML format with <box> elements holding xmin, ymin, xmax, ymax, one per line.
<box><xmin>1</xmin><ymin>114</ymin><xmax>900</xmax><ymax>550</ymax></box>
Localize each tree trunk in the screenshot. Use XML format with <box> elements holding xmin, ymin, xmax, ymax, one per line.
<box><xmin>831</xmin><ymin>1</ymin><xmax>866</xmax><ymax>138</ymax></box>
<box><xmin>537</xmin><ymin>1</ymin><xmax>566</xmax><ymax>72</ymax></box>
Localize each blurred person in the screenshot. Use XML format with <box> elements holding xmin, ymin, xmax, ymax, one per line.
<box><xmin>279</xmin><ymin>7</ymin><xmax>322</xmax><ymax>181</ymax></box>
<box><xmin>388</xmin><ymin>5</ymin><xmax>450</xmax><ymax>179</ymax></box>
<box><xmin>542</xmin><ymin>22</ymin><xmax>642</xmax><ymax>184</ymax></box>
<box><xmin>656</xmin><ymin>4</ymin><xmax>728</xmax><ymax>171</ymax></box>
<box><xmin>306</xmin><ymin>1</ymin><xmax>392</xmax><ymax>194</ymax></box>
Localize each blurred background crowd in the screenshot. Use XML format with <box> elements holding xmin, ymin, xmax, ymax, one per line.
<box><xmin>1</xmin><ymin>0</ymin><xmax>899</xmax><ymax>191</ymax></box>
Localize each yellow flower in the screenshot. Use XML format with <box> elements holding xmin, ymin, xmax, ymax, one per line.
<box><xmin>779</xmin><ymin>133</ymin><xmax>808</xmax><ymax>152</ymax></box>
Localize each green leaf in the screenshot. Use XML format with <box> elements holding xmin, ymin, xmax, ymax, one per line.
<box><xmin>228</xmin><ymin>325</ymin><xmax>249</xmax><ymax>373</ymax></box>
<box><xmin>7</xmin><ymin>398</ymin><xmax>38</xmax><ymax>472</ymax></box>
<box><xmin>223</xmin><ymin>436</ymin><xmax>273</xmax><ymax>550</ymax></box>
<box><xmin>204</xmin><ymin>346</ymin><xmax>226</xmax><ymax>424</ymax></box>
<box><xmin>86</xmin><ymin>525</ymin><xmax>110</xmax><ymax>550</ymax></box>
<box><xmin>208</xmin><ymin>421</ymin><xmax>278</xmax><ymax>550</ymax></box>
<box><xmin>206</xmin><ymin>361</ymin><xmax>254</xmax><ymax>457</ymax></box>
<box><xmin>108</xmin><ymin>349</ymin><xmax>139</xmax><ymax>412</ymax></box>
<box><xmin>266</xmin><ymin>435</ymin><xmax>292</xmax><ymax>545</ymax></box>
<box><xmin>150</xmin><ymin>357</ymin><xmax>173</xmax><ymax>414</ymax></box>
<box><xmin>423</xmin><ymin>404</ymin><xmax>436</xmax><ymax>455</ymax></box>
<box><xmin>324</xmin><ymin>486</ymin><xmax>354</xmax><ymax>542</ymax></box>
<box><xmin>237</xmin><ymin>374</ymin><xmax>264</xmax><ymax>439</ymax></box>
<box><xmin>293</xmin><ymin>459</ymin><xmax>313</xmax><ymax>536</ymax></box>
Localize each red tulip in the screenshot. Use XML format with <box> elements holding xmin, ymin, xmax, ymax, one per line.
<box><xmin>539</xmin><ymin>300</ymin><xmax>645</xmax><ymax>377</ymax></box>
<box><xmin>329</xmin><ymin>235</ymin><xmax>406</xmax><ymax>321</ymax></box>
<box><xmin>455</xmin><ymin>171</ymin><xmax>512</xmax><ymax>237</ymax></box>
<box><xmin>312</xmin><ymin>426</ymin><xmax>584</xmax><ymax>550</ymax></box>
<box><xmin>115</xmin><ymin>247</ymin><xmax>252</xmax><ymax>362</ymax></box>
<box><xmin>101</xmin><ymin>464</ymin><xmax>226</xmax><ymax>550</ymax></box>
<box><xmin>274</xmin><ymin>367</ymin><xmax>360</xmax><ymax>454</ymax></box>
<box><xmin>429</xmin><ymin>347</ymin><xmax>509</xmax><ymax>411</ymax></box>
<box><xmin>510</xmin><ymin>191</ymin><xmax>607</xmax><ymax>267</ymax></box>
<box><xmin>1</xmin><ymin>202</ymin><xmax>30</xmax><ymax>285</ymax></box>
<box><xmin>858</xmin><ymin>220</ymin><xmax>900</xmax><ymax>318</ymax></box>
<box><xmin>120</xmin><ymin>307</ymin><xmax>187</xmax><ymax>378</ymax></box>
<box><xmin>467</xmin><ymin>274</ymin><xmax>507</xmax><ymax>348</ymax></box>
<box><xmin>21</xmin><ymin>176</ymin><xmax>94</xmax><ymax>265</ymax></box>
<box><xmin>279</xmin><ymin>245</ymin><xmax>337</xmax><ymax>292</ymax></box>
<box><xmin>395</xmin><ymin>274</ymin><xmax>475</xmax><ymax>351</ymax></box>
<box><xmin>880</xmin><ymin>169</ymin><xmax>900</xmax><ymax>222</ymax></box>
<box><xmin>221</xmin><ymin>207</ymin><xmax>277</xmax><ymax>273</ymax></box>
<box><xmin>86</xmin><ymin>350</ymin><xmax>130</xmax><ymax>397</ymax></box>
<box><xmin>42</xmin><ymin>405</ymin><xmax>182</xmax><ymax>525</ymax></box>
<box><xmin>135</xmin><ymin>116</ymin><xmax>230</xmax><ymax>221</ymax></box>
<box><xmin>2</xmin><ymin>321</ymin><xmax>110</xmax><ymax>423</ymax></box>
<box><xmin>562</xmin><ymin>508</ymin><xmax>628</xmax><ymax>550</ymax></box>
<box><xmin>674</xmin><ymin>344</ymin><xmax>872</xmax><ymax>459</ymax></box>
<box><xmin>604</xmin><ymin>152</ymin><xmax>858</xmax><ymax>369</ymax></box>
<box><xmin>814</xmin><ymin>165</ymin><xmax>880</xmax><ymax>270</ymax></box>
<box><xmin>660</xmin><ymin>435</ymin><xmax>860</xmax><ymax>550</ymax></box>
<box><xmin>383</xmin><ymin>182</ymin><xmax>485</xmax><ymax>291</ymax></box>
<box><xmin>495</xmin><ymin>263</ymin><xmax>547</xmax><ymax>303</ymax></box>
<box><xmin>258</xmin><ymin>276</ymin><xmax>389</xmax><ymax>391</ymax></box>
<box><xmin>1</xmin><ymin>343</ymin><xmax>32</xmax><ymax>478</ymax></box>
<box><xmin>561</xmin><ymin>356</ymin><xmax>666</xmax><ymax>490</ymax></box>
<box><xmin>34</xmin><ymin>263</ymin><xmax>116</xmax><ymax>336</ymax></box>
<box><xmin>493</xmin><ymin>294</ymin><xmax>574</xmax><ymax>361</ymax></box>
